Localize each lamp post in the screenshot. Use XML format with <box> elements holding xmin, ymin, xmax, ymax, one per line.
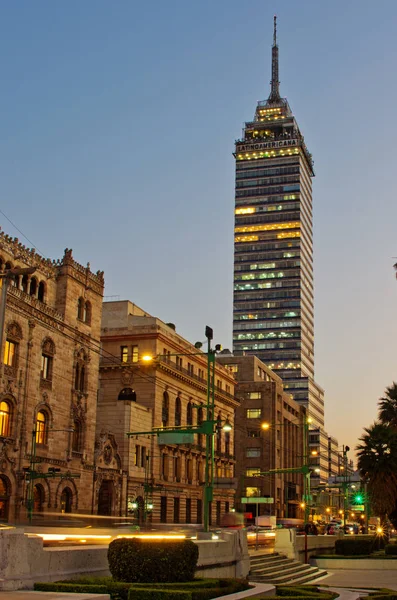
<box><xmin>260</xmin><ymin>417</ymin><xmax>314</xmax><ymax>523</ymax></box>
<box><xmin>26</xmin><ymin>426</ymin><xmax>76</xmax><ymax>523</ymax></box>
<box><xmin>127</xmin><ymin>326</ymin><xmax>231</xmax><ymax>532</ymax></box>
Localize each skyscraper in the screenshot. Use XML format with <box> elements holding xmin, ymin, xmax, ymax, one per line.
<box><xmin>233</xmin><ymin>17</ymin><xmax>324</xmax><ymax>427</ymax></box>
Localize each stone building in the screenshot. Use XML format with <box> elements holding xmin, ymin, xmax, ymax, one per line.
<box><xmin>217</xmin><ymin>353</ymin><xmax>305</xmax><ymax>520</ymax></box>
<box><xmin>98</xmin><ymin>301</ymin><xmax>239</xmax><ymax>525</ymax></box>
<box><xmin>0</xmin><ymin>231</ymin><xmax>104</xmax><ymax>522</ymax></box>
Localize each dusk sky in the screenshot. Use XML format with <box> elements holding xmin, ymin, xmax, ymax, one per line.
<box><xmin>1</xmin><ymin>1</ymin><xmax>397</xmax><ymax>459</ymax></box>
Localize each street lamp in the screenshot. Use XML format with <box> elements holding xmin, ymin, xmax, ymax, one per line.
<box><xmin>259</xmin><ymin>416</ymin><xmax>313</xmax><ymax>524</ymax></box>
<box><xmin>127</xmin><ymin>326</ymin><xmax>231</xmax><ymax>533</ymax></box>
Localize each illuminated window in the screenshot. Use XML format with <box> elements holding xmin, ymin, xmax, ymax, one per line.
<box><xmin>121</xmin><ymin>346</ymin><xmax>128</xmax><ymax>363</ymax></box>
<box><xmin>0</xmin><ymin>401</ymin><xmax>11</xmax><ymax>437</ymax></box>
<box><xmin>248</xmin><ymin>392</ymin><xmax>261</xmax><ymax>399</ymax></box>
<box><xmin>245</xmin><ymin>468</ymin><xmax>260</xmax><ymax>477</ymax></box>
<box><xmin>3</xmin><ymin>340</ymin><xmax>17</xmax><ymax>367</ymax></box>
<box><xmin>41</xmin><ymin>338</ymin><xmax>55</xmax><ymax>382</ymax></box>
<box><xmin>246</xmin><ymin>487</ymin><xmax>261</xmax><ymax>497</ymax></box>
<box><xmin>224</xmin><ymin>364</ymin><xmax>238</xmax><ymax>373</ymax></box>
<box><xmin>36</xmin><ymin>411</ymin><xmax>48</xmax><ymax>445</ymax></box>
<box><xmin>246</xmin><ymin>408</ymin><xmax>262</xmax><ymax>419</ymax></box>
<box><xmin>132</xmin><ymin>346</ymin><xmax>139</xmax><ymax>363</ymax></box>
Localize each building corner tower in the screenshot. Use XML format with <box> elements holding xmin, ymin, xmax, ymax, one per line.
<box><xmin>233</xmin><ymin>16</ymin><xmax>324</xmax><ymax>428</ymax></box>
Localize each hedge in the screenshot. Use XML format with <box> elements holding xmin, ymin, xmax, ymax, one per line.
<box><xmin>254</xmin><ymin>595</ymin><xmax>336</xmax><ymax>600</ymax></box>
<box><xmin>276</xmin><ymin>587</ymin><xmax>338</xmax><ymax>599</ymax></box>
<box><xmin>385</xmin><ymin>544</ymin><xmax>397</xmax><ymax>555</ymax></box>
<box><xmin>34</xmin><ymin>582</ymin><xmax>108</xmax><ymax>594</ymax></box>
<box><xmin>108</xmin><ymin>538</ymin><xmax>199</xmax><ymax>583</ymax></box>
<box><xmin>34</xmin><ymin>577</ymin><xmax>250</xmax><ymax>600</ymax></box>
<box><xmin>334</xmin><ymin>538</ymin><xmax>374</xmax><ymax>556</ymax></box>
<box><xmin>128</xmin><ymin>590</ymin><xmax>191</xmax><ymax>600</ymax></box>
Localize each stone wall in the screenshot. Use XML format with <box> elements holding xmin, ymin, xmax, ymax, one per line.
<box><xmin>0</xmin><ymin>528</ymin><xmax>249</xmax><ymax>590</ymax></box>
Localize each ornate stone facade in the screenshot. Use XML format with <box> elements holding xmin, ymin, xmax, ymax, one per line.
<box><xmin>0</xmin><ymin>229</ymin><xmax>104</xmax><ymax>522</ymax></box>
<box><xmin>98</xmin><ymin>301</ymin><xmax>239</xmax><ymax>526</ymax></box>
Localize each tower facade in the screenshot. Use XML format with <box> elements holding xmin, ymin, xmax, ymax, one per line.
<box><xmin>233</xmin><ymin>18</ymin><xmax>324</xmax><ymax>427</ymax></box>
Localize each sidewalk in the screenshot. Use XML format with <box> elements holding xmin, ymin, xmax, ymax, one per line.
<box><xmin>320</xmin><ymin>569</ymin><xmax>397</xmax><ymax>590</ymax></box>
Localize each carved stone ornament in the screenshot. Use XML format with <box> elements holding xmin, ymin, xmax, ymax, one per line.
<box><xmin>121</xmin><ymin>370</ymin><xmax>132</xmax><ymax>385</ymax></box>
<box><xmin>103</xmin><ymin>444</ymin><xmax>113</xmax><ymax>465</ymax></box>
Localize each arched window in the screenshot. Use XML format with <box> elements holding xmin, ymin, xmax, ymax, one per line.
<box><xmin>77</xmin><ymin>297</ymin><xmax>84</xmax><ymax>320</ymax></box>
<box><xmin>41</xmin><ymin>338</ymin><xmax>55</xmax><ymax>383</ymax></box>
<box><xmin>175</xmin><ymin>394</ymin><xmax>181</xmax><ymax>427</ymax></box>
<box><xmin>85</xmin><ymin>301</ymin><xmax>92</xmax><ymax>325</ymax></box>
<box><xmin>38</xmin><ymin>281</ymin><xmax>45</xmax><ymax>302</ymax></box>
<box><xmin>61</xmin><ymin>487</ymin><xmax>73</xmax><ymax>513</ymax></box>
<box><xmin>162</xmin><ymin>392</ymin><xmax>169</xmax><ymax>427</ymax></box>
<box><xmin>36</xmin><ymin>411</ymin><xmax>48</xmax><ymax>445</ymax></box>
<box><xmin>0</xmin><ymin>401</ymin><xmax>11</xmax><ymax>437</ymax></box>
<box><xmin>3</xmin><ymin>322</ymin><xmax>22</xmax><ymax>372</ymax></box>
<box><xmin>74</xmin><ymin>350</ymin><xmax>87</xmax><ymax>393</ymax></box>
<box><xmin>186</xmin><ymin>401</ymin><xmax>193</xmax><ymax>426</ymax></box>
<box><xmin>118</xmin><ymin>388</ymin><xmax>137</xmax><ymax>401</ymax></box>
<box><xmin>72</xmin><ymin>421</ymin><xmax>82</xmax><ymax>453</ymax></box>
<box><xmin>33</xmin><ymin>484</ymin><xmax>45</xmax><ymax>512</ymax></box>
<box><xmin>29</xmin><ymin>277</ymin><xmax>37</xmax><ymax>297</ymax></box>
<box><xmin>21</xmin><ymin>274</ymin><xmax>29</xmax><ymax>294</ymax></box>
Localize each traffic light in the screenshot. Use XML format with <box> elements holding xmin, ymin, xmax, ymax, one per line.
<box><xmin>352</xmin><ymin>491</ymin><xmax>364</xmax><ymax>504</ymax></box>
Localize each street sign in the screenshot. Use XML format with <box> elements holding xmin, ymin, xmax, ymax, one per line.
<box><xmin>350</xmin><ymin>504</ymin><xmax>365</xmax><ymax>512</ymax></box>
<box><xmin>241</xmin><ymin>497</ymin><xmax>274</xmax><ymax>504</ymax></box>
<box><xmin>157</xmin><ymin>432</ymin><xmax>194</xmax><ymax>445</ymax></box>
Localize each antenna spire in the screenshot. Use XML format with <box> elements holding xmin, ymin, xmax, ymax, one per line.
<box><xmin>268</xmin><ymin>15</ymin><xmax>281</xmax><ymax>103</ymax></box>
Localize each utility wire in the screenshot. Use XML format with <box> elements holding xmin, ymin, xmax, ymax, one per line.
<box><xmin>0</xmin><ymin>209</ymin><xmax>48</xmax><ymax>259</ymax></box>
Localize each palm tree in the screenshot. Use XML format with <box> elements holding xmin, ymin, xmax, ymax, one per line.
<box><xmin>356</xmin><ymin>422</ymin><xmax>397</xmax><ymax>523</ymax></box>
<box><xmin>378</xmin><ymin>382</ymin><xmax>397</xmax><ymax>427</ymax></box>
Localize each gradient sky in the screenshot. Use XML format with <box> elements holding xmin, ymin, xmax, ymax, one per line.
<box><xmin>1</xmin><ymin>1</ymin><xmax>397</xmax><ymax>460</ymax></box>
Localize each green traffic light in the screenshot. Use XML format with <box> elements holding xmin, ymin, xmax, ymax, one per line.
<box><xmin>354</xmin><ymin>494</ymin><xmax>363</xmax><ymax>503</ymax></box>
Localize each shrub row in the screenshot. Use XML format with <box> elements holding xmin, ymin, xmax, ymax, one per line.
<box><xmin>34</xmin><ymin>578</ymin><xmax>250</xmax><ymax>600</ymax></box>
<box><xmin>335</xmin><ymin>538</ymin><xmax>375</xmax><ymax>556</ymax></box>
<box><xmin>385</xmin><ymin>544</ymin><xmax>397</xmax><ymax>555</ymax></box>
<box><xmin>108</xmin><ymin>538</ymin><xmax>199</xmax><ymax>583</ymax></box>
<box><xmin>257</xmin><ymin>595</ymin><xmax>337</xmax><ymax>600</ymax></box>
<box><xmin>276</xmin><ymin>587</ymin><xmax>338</xmax><ymax>599</ymax></box>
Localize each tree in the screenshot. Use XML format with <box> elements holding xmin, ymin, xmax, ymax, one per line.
<box><xmin>356</xmin><ymin>422</ymin><xmax>397</xmax><ymax>523</ymax></box>
<box><xmin>378</xmin><ymin>382</ymin><xmax>397</xmax><ymax>428</ymax></box>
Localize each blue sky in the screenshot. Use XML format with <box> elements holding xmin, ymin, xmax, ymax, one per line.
<box><xmin>1</xmin><ymin>0</ymin><xmax>397</xmax><ymax>457</ymax></box>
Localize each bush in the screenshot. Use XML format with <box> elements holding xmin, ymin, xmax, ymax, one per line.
<box><xmin>34</xmin><ymin>582</ymin><xmax>107</xmax><ymax>594</ymax></box>
<box><xmin>128</xmin><ymin>590</ymin><xmax>191</xmax><ymax>600</ymax></box>
<box><xmin>108</xmin><ymin>538</ymin><xmax>199</xmax><ymax>583</ymax></box>
<box><xmin>256</xmin><ymin>596</ymin><xmax>335</xmax><ymax>600</ymax></box>
<box><xmin>335</xmin><ymin>538</ymin><xmax>374</xmax><ymax>555</ymax></box>
<box><xmin>34</xmin><ymin>577</ymin><xmax>250</xmax><ymax>600</ymax></box>
<box><xmin>385</xmin><ymin>544</ymin><xmax>397</xmax><ymax>555</ymax></box>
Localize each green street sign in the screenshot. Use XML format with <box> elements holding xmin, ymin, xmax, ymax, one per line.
<box><xmin>241</xmin><ymin>497</ymin><xmax>274</xmax><ymax>504</ymax></box>
<box><xmin>350</xmin><ymin>504</ymin><xmax>364</xmax><ymax>512</ymax></box>
<box><xmin>157</xmin><ymin>432</ymin><xmax>194</xmax><ymax>445</ymax></box>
